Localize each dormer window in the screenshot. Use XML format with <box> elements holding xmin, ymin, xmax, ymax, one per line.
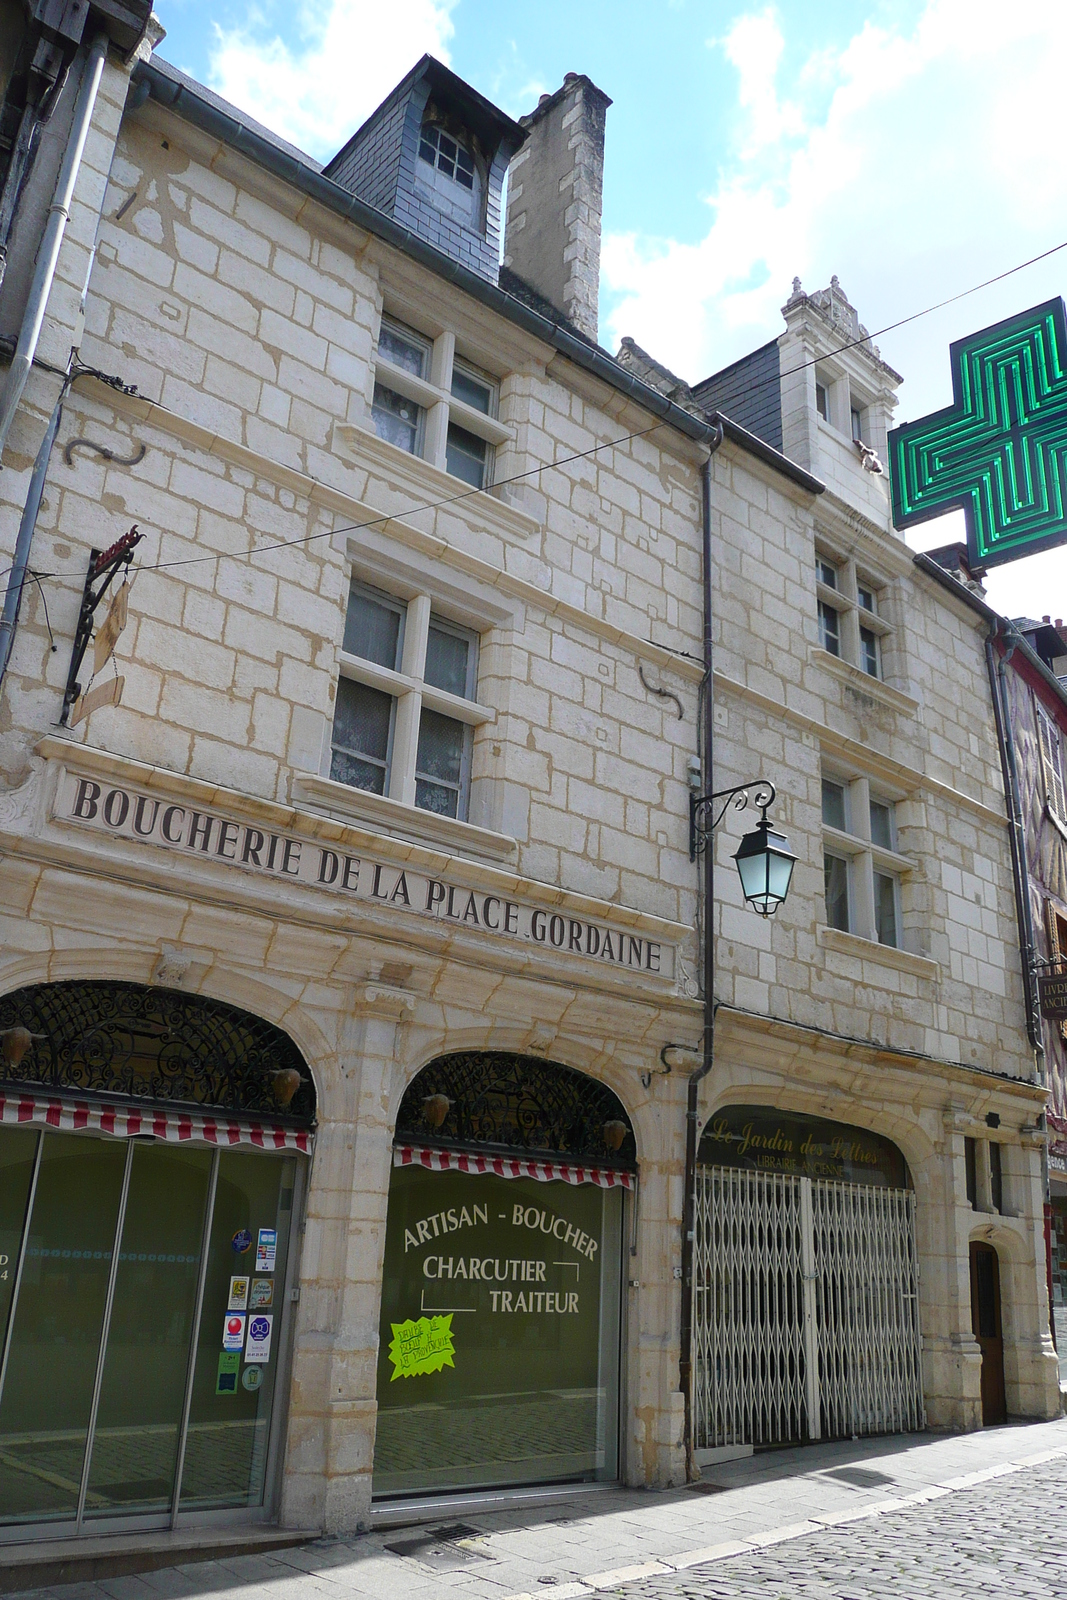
<box><xmin>419</xmin><ymin>123</ymin><xmax>475</xmax><ymax>190</ymax></box>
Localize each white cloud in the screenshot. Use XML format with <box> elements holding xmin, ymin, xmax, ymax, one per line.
<box><xmin>207</xmin><ymin>0</ymin><xmax>457</xmax><ymax>161</ymax></box>
<box><xmin>600</xmin><ymin>0</ymin><xmax>1067</xmax><ymax>616</ymax></box>
<box><xmin>602</xmin><ymin>0</ymin><xmax>1067</xmax><ymax>391</ymax></box>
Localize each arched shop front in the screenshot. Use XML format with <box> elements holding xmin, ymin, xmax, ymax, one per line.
<box><xmin>692</xmin><ymin>1105</ymin><xmax>924</xmax><ymax>1461</ymax></box>
<box><xmin>0</xmin><ymin>981</ymin><xmax>315</xmax><ymax>1540</ymax></box>
<box><xmin>374</xmin><ymin>1052</ymin><xmax>635</xmax><ymax>1499</ymax></box>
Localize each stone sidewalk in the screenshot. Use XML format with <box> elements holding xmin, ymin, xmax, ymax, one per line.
<box><xmin>15</xmin><ymin>1417</ymin><xmax>1067</xmax><ymax>1600</ymax></box>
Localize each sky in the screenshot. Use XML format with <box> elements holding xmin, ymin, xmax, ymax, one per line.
<box><xmin>152</xmin><ymin>0</ymin><xmax>1067</xmax><ymax>621</ymax></box>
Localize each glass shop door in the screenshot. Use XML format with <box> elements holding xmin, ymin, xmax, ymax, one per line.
<box><xmin>0</xmin><ymin>1125</ymin><xmax>300</xmax><ymax>1538</ymax></box>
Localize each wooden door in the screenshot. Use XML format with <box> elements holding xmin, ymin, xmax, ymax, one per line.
<box><xmin>969</xmin><ymin>1242</ymin><xmax>1006</xmax><ymax>1426</ymax></box>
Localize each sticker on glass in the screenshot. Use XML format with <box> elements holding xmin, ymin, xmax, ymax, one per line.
<box><xmin>231</xmin><ymin>1228</ymin><xmax>252</xmax><ymax>1254</ymax></box>
<box><xmin>256</xmin><ymin>1228</ymin><xmax>277</xmax><ymax>1273</ymax></box>
<box><xmin>216</xmin><ymin>1351</ymin><xmax>240</xmax><ymax>1394</ymax></box>
<box><xmin>388</xmin><ymin>1315</ymin><xmax>455</xmax><ymax>1380</ymax></box>
<box><xmin>245</xmin><ymin>1313</ymin><xmax>273</xmax><ymax>1363</ymax></box>
<box><xmin>249</xmin><ymin>1277</ymin><xmax>274</xmax><ymax>1309</ymax></box>
<box><xmin>241</xmin><ymin>1364</ymin><xmax>263</xmax><ymax>1391</ymax></box>
<box><xmin>222</xmin><ymin>1312</ymin><xmax>246</xmax><ymax>1351</ymax></box>
<box><xmin>227</xmin><ymin>1276</ymin><xmax>249</xmax><ymax>1311</ymax></box>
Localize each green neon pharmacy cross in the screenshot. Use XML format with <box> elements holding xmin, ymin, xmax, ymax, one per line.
<box><xmin>889</xmin><ymin>298</ymin><xmax>1067</xmax><ymax>570</ymax></box>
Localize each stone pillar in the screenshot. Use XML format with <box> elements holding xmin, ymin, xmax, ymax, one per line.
<box><xmin>281</xmin><ymin>984</ymin><xmax>414</xmax><ymax>1533</ymax></box>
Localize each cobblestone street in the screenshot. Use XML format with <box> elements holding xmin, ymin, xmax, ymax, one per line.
<box><xmin>612</xmin><ymin>1459</ymin><xmax>1067</xmax><ymax>1599</ymax></box>
<box><xmin>9</xmin><ymin>1420</ymin><xmax>1067</xmax><ymax>1600</ymax></box>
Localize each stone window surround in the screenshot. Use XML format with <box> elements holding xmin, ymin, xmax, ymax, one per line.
<box><xmin>371</xmin><ymin>310</ymin><xmax>514</xmax><ymax>484</ymax></box>
<box><xmin>333</xmin><ymin>585</ymin><xmax>492</xmax><ymax>810</ymax></box>
<box><xmin>295</xmin><ymin>536</ymin><xmax>519</xmax><ymax>860</ymax></box>
<box><xmin>821</xmin><ymin>767</ymin><xmax>914</xmax><ymax>950</ymax></box>
<box><xmin>965</xmin><ymin>1132</ymin><xmax>1014</xmax><ymax>1217</ymax></box>
<box><xmin>813</xmin><ymin>359</ymin><xmax>877</xmax><ymax>446</ymax></box>
<box><xmin>814</xmin><ymin>540</ymin><xmax>893</xmax><ymax>681</ymax></box>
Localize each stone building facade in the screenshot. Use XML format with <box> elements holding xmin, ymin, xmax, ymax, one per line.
<box><xmin>0</xmin><ymin>19</ymin><xmax>1058</xmax><ymax>1551</ymax></box>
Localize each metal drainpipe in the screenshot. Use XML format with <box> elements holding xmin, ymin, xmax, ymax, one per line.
<box><xmin>0</xmin><ymin>33</ymin><xmax>108</xmax><ymax>456</ymax></box>
<box><xmin>679</xmin><ymin>423</ymin><xmax>724</xmax><ymax>1480</ymax></box>
<box><xmin>0</xmin><ymin>381</ymin><xmax>66</xmax><ymax>690</ymax></box>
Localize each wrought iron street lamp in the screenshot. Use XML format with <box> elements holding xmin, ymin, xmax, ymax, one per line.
<box><xmin>689</xmin><ymin>779</ymin><xmax>796</xmax><ymax>918</ymax></box>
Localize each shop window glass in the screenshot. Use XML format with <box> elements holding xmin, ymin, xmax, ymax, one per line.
<box><xmin>178</xmin><ymin>1149</ymin><xmax>296</xmax><ymax>1510</ymax></box>
<box><xmin>377</xmin><ymin>319</ymin><xmax>430</xmax><ymax>378</ymax></box>
<box><xmin>85</xmin><ymin>1144</ymin><xmax>213</xmax><ymax>1517</ymax></box>
<box><xmin>824</xmin><ymin>851</ymin><xmax>850</xmax><ymax>931</ymax></box>
<box><xmin>373</xmin><ymin>1164</ymin><xmax>621</xmax><ymax>1495</ymax></box>
<box><xmin>446</xmin><ymin>421</ymin><xmax>489</xmax><ymax>488</ymax></box>
<box><xmin>330</xmin><ymin>678</ymin><xmax>394</xmax><ymax>795</ymax></box>
<box><xmin>874</xmin><ymin>870</ymin><xmax>899</xmax><ymax>947</ymax></box>
<box><xmin>424</xmin><ymin>622</ymin><xmax>471</xmax><ymax>698</ymax></box>
<box><xmin>965</xmin><ymin>1136</ymin><xmax>978</xmax><ymax>1209</ymax></box>
<box><xmin>870</xmin><ymin>800</ymin><xmax>894</xmax><ymax>850</ymax></box>
<box><xmin>371</xmin><ymin>383</ymin><xmax>422</xmax><ymax>455</ymax></box>
<box><xmin>342</xmin><ymin>587</ymin><xmax>403</xmax><ymax>667</ymax></box>
<box><xmin>419</xmin><ymin>123</ymin><xmax>476</xmax><ymax>190</ymax></box>
<box><xmin>0</xmin><ymin>1133</ymin><xmax>128</xmax><ymax>1524</ymax></box>
<box><xmin>451</xmin><ymin>364</ymin><xmax>493</xmax><ymax>415</ymax></box>
<box><xmin>821</xmin><ymin>779</ymin><xmax>847</xmax><ymax>832</ymax></box>
<box><xmin>860</xmin><ymin>625</ymin><xmax>879</xmax><ymax>677</ymax></box>
<box><xmin>415</xmin><ymin>708</ymin><xmax>467</xmax><ymax>817</ymax></box>
<box><xmin>989</xmin><ymin>1141</ymin><xmax>1003</xmax><ymax>1214</ymax></box>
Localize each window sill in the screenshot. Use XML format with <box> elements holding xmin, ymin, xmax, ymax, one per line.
<box><xmin>332</xmin><ymin>420</ymin><xmax>540</xmax><ymax>543</ymax></box>
<box><xmin>817</xmin><ymin>924</ymin><xmax>939</xmax><ymax>980</ymax></box>
<box><xmin>290</xmin><ymin>773</ymin><xmax>518</xmax><ymax>862</ymax></box>
<box><xmin>810</xmin><ymin>647</ymin><xmax>920</xmax><ymax>716</ymax></box>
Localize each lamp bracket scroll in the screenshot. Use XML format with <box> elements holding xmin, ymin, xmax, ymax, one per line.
<box><xmin>689</xmin><ymin>779</ymin><xmax>776</xmax><ymax>863</ymax></box>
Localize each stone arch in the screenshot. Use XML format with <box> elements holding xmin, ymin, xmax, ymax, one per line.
<box><xmin>0</xmin><ymin>977</ymin><xmax>316</xmax><ymax>1126</ymax></box>
<box><xmin>394</xmin><ymin>1049</ymin><xmax>636</xmax><ymax>1169</ymax></box>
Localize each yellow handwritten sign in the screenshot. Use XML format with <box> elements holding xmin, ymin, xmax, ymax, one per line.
<box><xmin>388</xmin><ymin>1314</ymin><xmax>455</xmax><ymax>1380</ymax></box>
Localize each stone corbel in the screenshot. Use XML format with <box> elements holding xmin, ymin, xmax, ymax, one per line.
<box><xmin>349</xmin><ymin>983</ymin><xmax>416</xmax><ymax>1022</ymax></box>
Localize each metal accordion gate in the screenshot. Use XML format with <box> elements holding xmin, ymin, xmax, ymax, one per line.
<box><xmin>693</xmin><ymin>1166</ymin><xmax>925</xmax><ymax>1452</ymax></box>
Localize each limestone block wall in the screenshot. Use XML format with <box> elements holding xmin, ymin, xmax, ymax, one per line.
<box><xmin>0</xmin><ymin>102</ymin><xmax>710</xmax><ymax>947</ymax></box>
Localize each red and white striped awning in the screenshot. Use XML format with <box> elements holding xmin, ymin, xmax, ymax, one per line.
<box><xmin>0</xmin><ymin>1091</ymin><xmax>312</xmax><ymax>1153</ymax></box>
<box><xmin>394</xmin><ymin>1143</ymin><xmax>634</xmax><ymax>1190</ymax></box>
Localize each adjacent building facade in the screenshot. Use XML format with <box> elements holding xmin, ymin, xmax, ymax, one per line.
<box><xmin>0</xmin><ymin>14</ymin><xmax>1058</xmax><ymax>1553</ymax></box>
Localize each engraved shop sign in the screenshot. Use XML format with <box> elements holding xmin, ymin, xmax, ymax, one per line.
<box><xmin>55</xmin><ymin>769</ymin><xmax>672</xmax><ymax>977</ymax></box>
<box><xmin>698</xmin><ymin>1104</ymin><xmax>909</xmax><ymax>1188</ymax></box>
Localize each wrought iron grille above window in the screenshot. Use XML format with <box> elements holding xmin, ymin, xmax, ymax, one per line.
<box><xmin>396</xmin><ymin>1051</ymin><xmax>636</xmax><ymax>1168</ymax></box>
<box><xmin>0</xmin><ymin>981</ymin><xmax>315</xmax><ymax>1125</ymax></box>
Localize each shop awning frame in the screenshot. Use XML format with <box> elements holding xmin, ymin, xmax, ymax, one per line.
<box><xmin>394</xmin><ymin>1143</ymin><xmax>634</xmax><ymax>1189</ymax></box>
<box><xmin>0</xmin><ymin>1090</ymin><xmax>312</xmax><ymax>1153</ymax></box>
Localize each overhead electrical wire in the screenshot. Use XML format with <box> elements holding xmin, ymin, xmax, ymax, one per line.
<box><xmin>10</xmin><ymin>233</ymin><xmax>1067</xmax><ymax>592</ymax></box>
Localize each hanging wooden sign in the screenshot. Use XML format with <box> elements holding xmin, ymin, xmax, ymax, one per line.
<box><xmin>69</xmin><ymin>675</ymin><xmax>124</xmax><ymax>728</ymax></box>
<box><xmin>1039</xmin><ymin>971</ymin><xmax>1067</xmax><ymax>1019</ymax></box>
<box><xmin>93</xmin><ymin>581</ymin><xmax>128</xmax><ymax>675</ymax></box>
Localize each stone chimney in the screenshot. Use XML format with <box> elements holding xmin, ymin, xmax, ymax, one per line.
<box><xmin>503</xmin><ymin>73</ymin><xmax>611</xmax><ymax>342</ymax></box>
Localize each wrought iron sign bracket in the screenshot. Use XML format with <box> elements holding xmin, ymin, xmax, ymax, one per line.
<box><xmin>690</xmin><ymin>779</ymin><xmax>776</xmax><ymax>863</ymax></box>
<box><xmin>60</xmin><ymin>525</ymin><xmax>141</xmax><ymax>725</ymax></box>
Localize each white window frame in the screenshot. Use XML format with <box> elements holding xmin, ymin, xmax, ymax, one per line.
<box><xmin>820</xmin><ymin>768</ymin><xmax>912</xmax><ymax>949</ymax></box>
<box><xmin>369</xmin><ymin>312</ymin><xmax>510</xmax><ymax>489</ymax></box>
<box><xmin>814</xmin><ymin>543</ymin><xmax>893</xmax><ymax>681</ymax></box>
<box><xmin>331</xmin><ymin>579</ymin><xmax>494</xmax><ymax>821</ymax></box>
<box><xmin>1038</xmin><ymin>706</ymin><xmax>1067</xmax><ymax>826</ymax></box>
